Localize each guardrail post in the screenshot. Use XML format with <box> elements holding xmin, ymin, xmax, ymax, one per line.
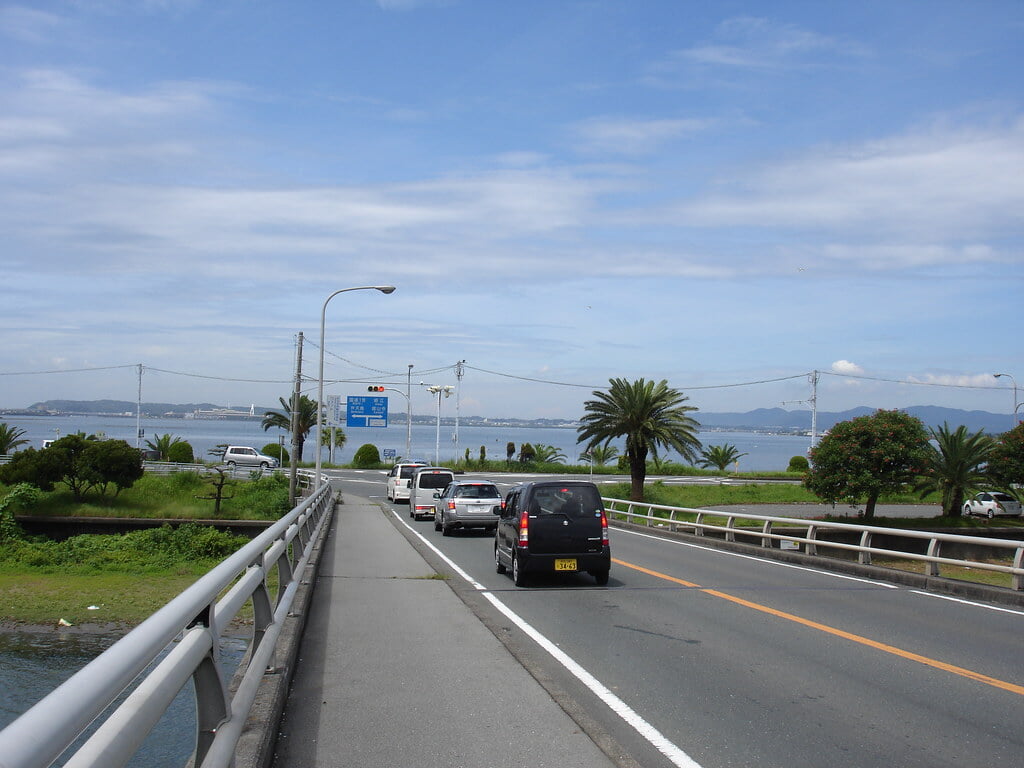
<box><xmin>925</xmin><ymin>538</ymin><xmax>941</xmax><ymax>576</ymax></box>
<box><xmin>859</xmin><ymin>531</ymin><xmax>872</xmax><ymax>565</ymax></box>
<box><xmin>806</xmin><ymin>525</ymin><xmax>817</xmax><ymax>556</ymax></box>
<box><xmin>761</xmin><ymin>521</ymin><xmax>772</xmax><ymax>548</ymax></box>
<box><xmin>725</xmin><ymin>516</ymin><xmax>736</xmax><ymax>542</ymax></box>
<box><xmin>694</xmin><ymin>512</ymin><xmax>705</xmax><ymax>536</ymax></box>
<box><xmin>1013</xmin><ymin>545</ymin><xmax>1023</xmax><ymax>591</ymax></box>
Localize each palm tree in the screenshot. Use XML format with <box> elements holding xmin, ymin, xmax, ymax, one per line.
<box><xmin>699</xmin><ymin>443</ymin><xmax>748</xmax><ymax>472</ymax></box>
<box><xmin>531</xmin><ymin>444</ymin><xmax>566</xmax><ymax>465</ymax></box>
<box><xmin>145</xmin><ymin>433</ymin><xmax>184</xmax><ymax>460</ymax></box>
<box><xmin>262</xmin><ymin>395</ymin><xmax>320</xmax><ymax>462</ymax></box>
<box><xmin>580</xmin><ymin>441</ymin><xmax>619</xmax><ymax>467</ymax></box>
<box><xmin>321</xmin><ymin>426</ymin><xmax>347</xmax><ymax>465</ymax></box>
<box><xmin>915</xmin><ymin>422</ymin><xmax>994</xmax><ymax>517</ymax></box>
<box><xmin>0</xmin><ymin>423</ymin><xmax>29</xmax><ymax>454</ymax></box>
<box><xmin>577</xmin><ymin>377</ymin><xmax>701</xmax><ymax>501</ymax></box>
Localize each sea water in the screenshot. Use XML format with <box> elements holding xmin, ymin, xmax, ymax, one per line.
<box><xmin>3</xmin><ymin>413</ymin><xmax>813</xmax><ymax>471</ymax></box>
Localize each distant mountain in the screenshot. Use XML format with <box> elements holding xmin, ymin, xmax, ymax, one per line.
<box><xmin>696</xmin><ymin>406</ymin><xmax>1014</xmax><ymax>434</ymax></box>
<box><xmin>10</xmin><ymin>400</ymin><xmax>1016</xmax><ymax>434</ymax></box>
<box><xmin>20</xmin><ymin>400</ymin><xmax>275</xmax><ymax>416</ymax></box>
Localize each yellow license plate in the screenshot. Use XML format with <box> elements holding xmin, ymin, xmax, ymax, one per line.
<box><xmin>554</xmin><ymin>558</ymin><xmax>577</xmax><ymax>571</ymax></box>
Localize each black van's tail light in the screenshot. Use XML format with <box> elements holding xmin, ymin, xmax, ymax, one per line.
<box><xmin>600</xmin><ymin>510</ymin><xmax>609</xmax><ymax>547</ymax></box>
<box><xmin>518</xmin><ymin>510</ymin><xmax>529</xmax><ymax>545</ymax></box>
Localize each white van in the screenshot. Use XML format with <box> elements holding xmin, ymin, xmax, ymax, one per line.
<box><xmin>408</xmin><ymin>466</ymin><xmax>455</xmax><ymax>521</ymax></box>
<box><xmin>386</xmin><ymin>462</ymin><xmax>428</xmax><ymax>502</ymax></box>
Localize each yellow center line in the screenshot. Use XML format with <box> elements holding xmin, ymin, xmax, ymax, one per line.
<box><xmin>612</xmin><ymin>557</ymin><xmax>1024</xmax><ymax>697</ymax></box>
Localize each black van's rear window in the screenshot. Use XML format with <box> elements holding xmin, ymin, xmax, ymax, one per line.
<box><xmin>533</xmin><ymin>485</ymin><xmax>602</xmax><ymax>517</ymax></box>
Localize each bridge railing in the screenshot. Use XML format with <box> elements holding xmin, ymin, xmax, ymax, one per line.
<box><xmin>0</xmin><ymin>482</ymin><xmax>335</xmax><ymax>768</ymax></box>
<box><xmin>603</xmin><ymin>497</ymin><xmax>1024</xmax><ymax>591</ymax></box>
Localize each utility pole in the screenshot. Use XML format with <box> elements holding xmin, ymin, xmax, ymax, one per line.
<box><xmin>289</xmin><ymin>332</ymin><xmax>303</xmax><ymax>506</ymax></box>
<box><xmin>782</xmin><ymin>369</ymin><xmax>819</xmax><ymax>455</ymax></box>
<box><xmin>454</xmin><ymin>360</ymin><xmax>465</xmax><ymax>460</ymax></box>
<box><xmin>135</xmin><ymin>364</ymin><xmax>143</xmax><ymax>450</ymax></box>
<box><xmin>406</xmin><ymin>364</ymin><xmax>413</xmax><ymax>460</ymax></box>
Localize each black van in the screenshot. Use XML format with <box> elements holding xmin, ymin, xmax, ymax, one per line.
<box><xmin>494</xmin><ymin>481</ymin><xmax>610</xmax><ymax>587</ymax></box>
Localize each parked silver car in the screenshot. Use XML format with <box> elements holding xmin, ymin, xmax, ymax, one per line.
<box><xmin>433</xmin><ymin>480</ymin><xmax>503</xmax><ymax>535</ymax></box>
<box><xmin>962</xmin><ymin>491</ymin><xmax>1021</xmax><ymax>518</ymax></box>
<box><xmin>222</xmin><ymin>445</ymin><xmax>278</xmax><ymax>470</ymax></box>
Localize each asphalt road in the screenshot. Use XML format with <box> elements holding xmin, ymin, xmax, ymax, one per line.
<box><xmin>327</xmin><ymin>470</ymin><xmax>1023</xmax><ymax>768</ymax></box>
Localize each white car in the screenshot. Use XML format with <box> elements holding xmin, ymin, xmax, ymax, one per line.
<box><xmin>962</xmin><ymin>491</ymin><xmax>1021</xmax><ymax>518</ymax></box>
<box><xmin>385</xmin><ymin>462</ymin><xmax>428</xmax><ymax>502</ymax></box>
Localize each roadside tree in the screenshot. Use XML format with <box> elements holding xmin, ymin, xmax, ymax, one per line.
<box><xmin>805</xmin><ymin>410</ymin><xmax>929</xmax><ymax>520</ymax></box>
<box><xmin>986</xmin><ymin>422</ymin><xmax>1024</xmax><ymax>495</ymax></box>
<box><xmin>914</xmin><ymin>423</ymin><xmax>994</xmax><ymax>517</ymax></box>
<box><xmin>321</xmin><ymin>426</ymin><xmax>347</xmax><ymax>465</ymax></box>
<box><xmin>699</xmin><ymin>443</ymin><xmax>748</xmax><ymax>472</ymax></box>
<box><xmin>0</xmin><ymin>423</ymin><xmax>29</xmax><ymax>454</ymax></box>
<box><xmin>262</xmin><ymin>395</ymin><xmax>319</xmax><ymax>462</ymax></box>
<box><xmin>531</xmin><ymin>444</ymin><xmax>566</xmax><ymax>465</ymax></box>
<box><xmin>580</xmin><ymin>442</ymin><xmax>619</xmax><ymax>467</ymax></box>
<box><xmin>578</xmin><ymin>377</ymin><xmax>701</xmax><ymax>502</ymax></box>
<box><xmin>145</xmin><ymin>433</ymin><xmax>186</xmax><ymax>460</ymax></box>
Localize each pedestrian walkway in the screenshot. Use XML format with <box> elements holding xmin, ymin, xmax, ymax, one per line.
<box><xmin>271</xmin><ymin>495</ymin><xmax>619</xmax><ymax>768</ymax></box>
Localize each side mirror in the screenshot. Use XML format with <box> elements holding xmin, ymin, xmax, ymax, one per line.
<box><xmin>433</xmin><ymin>491</ymin><xmax>441</xmax><ymax>499</ymax></box>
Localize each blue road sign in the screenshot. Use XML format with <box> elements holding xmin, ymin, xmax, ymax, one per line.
<box><xmin>347</xmin><ymin>396</ymin><xmax>388</xmax><ymax>428</ymax></box>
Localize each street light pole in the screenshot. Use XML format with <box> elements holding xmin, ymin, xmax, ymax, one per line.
<box><xmin>994</xmin><ymin>373</ymin><xmax>1019</xmax><ymax>427</ymax></box>
<box><xmin>425</xmin><ymin>384</ymin><xmax>453</xmax><ymax>465</ymax></box>
<box><xmin>316</xmin><ymin>285</ymin><xmax>395</xmax><ymax>488</ymax></box>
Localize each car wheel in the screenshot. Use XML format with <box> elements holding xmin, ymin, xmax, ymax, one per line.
<box><xmin>592</xmin><ymin>569</ymin><xmax>610</xmax><ymax>586</ymax></box>
<box><xmin>987</xmin><ymin>509</ymin><xmax>994</xmax><ymax>519</ymax></box>
<box><xmin>434</xmin><ymin>515</ymin><xmax>442</xmax><ymax>531</ymax></box>
<box><xmin>442</xmin><ymin>523</ymin><xmax>452</xmax><ymax>536</ymax></box>
<box><xmin>226</xmin><ymin>461</ymin><xmax>236</xmax><ymax>469</ymax></box>
<box><xmin>410</xmin><ymin>508</ymin><xmax>416</xmax><ymax>519</ymax></box>
<box><xmin>260</xmin><ymin>462</ymin><xmax>269</xmax><ymax>470</ymax></box>
<box><xmin>495</xmin><ymin>546</ymin><xmax>506</xmax><ymax>574</ymax></box>
<box><xmin>512</xmin><ymin>552</ymin><xmax>528</xmax><ymax>587</ymax></box>
<box><xmin>963</xmin><ymin>504</ymin><xmax>972</xmax><ymax>517</ymax></box>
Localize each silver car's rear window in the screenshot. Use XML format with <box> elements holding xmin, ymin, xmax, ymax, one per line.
<box><xmin>454</xmin><ymin>484</ymin><xmax>500</xmax><ymax>498</ymax></box>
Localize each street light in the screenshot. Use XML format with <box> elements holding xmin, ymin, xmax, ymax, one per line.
<box><xmin>425</xmin><ymin>384</ymin><xmax>454</xmax><ymax>465</ymax></box>
<box><xmin>993</xmin><ymin>373</ymin><xmax>1020</xmax><ymax>427</ymax></box>
<box><xmin>316</xmin><ymin>285</ymin><xmax>396</xmax><ymax>488</ymax></box>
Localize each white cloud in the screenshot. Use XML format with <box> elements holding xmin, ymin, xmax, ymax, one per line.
<box><xmin>831</xmin><ymin>360</ymin><xmax>864</xmax><ymax>375</ymax></box>
<box><xmin>672</xmin><ymin>118</ymin><xmax>1024</xmax><ymax>242</ymax></box>
<box><xmin>571</xmin><ymin>116</ymin><xmax>715</xmax><ymax>155</ymax></box>
<box><xmin>907</xmin><ymin>373</ymin><xmax>1003</xmax><ymax>387</ymax></box>
<box><xmin>0</xmin><ymin>6</ymin><xmax>65</xmax><ymax>43</ymax></box>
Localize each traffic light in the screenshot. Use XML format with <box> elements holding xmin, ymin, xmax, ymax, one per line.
<box><xmin>367</xmin><ymin>385</ymin><xmax>385</xmax><ymax>392</ymax></box>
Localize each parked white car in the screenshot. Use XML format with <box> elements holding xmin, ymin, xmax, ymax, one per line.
<box><xmin>222</xmin><ymin>445</ymin><xmax>279</xmax><ymax>470</ymax></box>
<box><xmin>962</xmin><ymin>491</ymin><xmax>1021</xmax><ymax>518</ymax></box>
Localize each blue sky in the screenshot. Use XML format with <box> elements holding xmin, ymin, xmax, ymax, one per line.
<box><xmin>2</xmin><ymin>0</ymin><xmax>1022</xmax><ymax>421</ymax></box>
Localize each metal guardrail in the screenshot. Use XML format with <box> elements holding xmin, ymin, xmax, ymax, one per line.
<box><xmin>0</xmin><ymin>481</ymin><xmax>335</xmax><ymax>768</ymax></box>
<box><xmin>603</xmin><ymin>497</ymin><xmax>1024</xmax><ymax>591</ymax></box>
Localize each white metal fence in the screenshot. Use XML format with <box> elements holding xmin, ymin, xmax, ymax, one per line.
<box><xmin>603</xmin><ymin>497</ymin><xmax>1024</xmax><ymax>591</ymax></box>
<box><xmin>0</xmin><ymin>482</ymin><xmax>334</xmax><ymax>768</ymax></box>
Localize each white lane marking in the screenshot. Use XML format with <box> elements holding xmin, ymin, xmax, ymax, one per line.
<box><xmin>390</xmin><ymin>509</ymin><xmax>703</xmax><ymax>768</ymax></box>
<box><xmin>391</xmin><ymin>510</ymin><xmax>485</xmax><ymax>590</ymax></box>
<box><xmin>480</xmin><ymin>592</ymin><xmax>702</xmax><ymax>768</ymax></box>
<box><xmin>910</xmin><ymin>590</ymin><xmax>1024</xmax><ymax>616</ymax></box>
<box><xmin>616</xmin><ymin>526</ymin><xmax>899</xmax><ymax>588</ymax></box>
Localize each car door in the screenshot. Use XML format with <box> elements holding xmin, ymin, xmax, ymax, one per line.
<box><xmin>497</xmin><ymin>488</ymin><xmax>521</xmax><ymax>559</ymax></box>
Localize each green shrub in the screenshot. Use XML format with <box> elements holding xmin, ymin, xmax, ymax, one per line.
<box><xmin>262</xmin><ymin>443</ymin><xmax>289</xmax><ymax>463</ymax></box>
<box><xmin>166</xmin><ymin>441</ymin><xmax>195</xmax><ymax>463</ymax></box>
<box><xmin>352</xmin><ymin>444</ymin><xmax>381</xmax><ymax>468</ymax></box>
<box><xmin>787</xmin><ymin>455</ymin><xmax>810</xmax><ymax>472</ymax></box>
<box><xmin>231</xmin><ymin>474</ymin><xmax>290</xmax><ymax>519</ymax></box>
